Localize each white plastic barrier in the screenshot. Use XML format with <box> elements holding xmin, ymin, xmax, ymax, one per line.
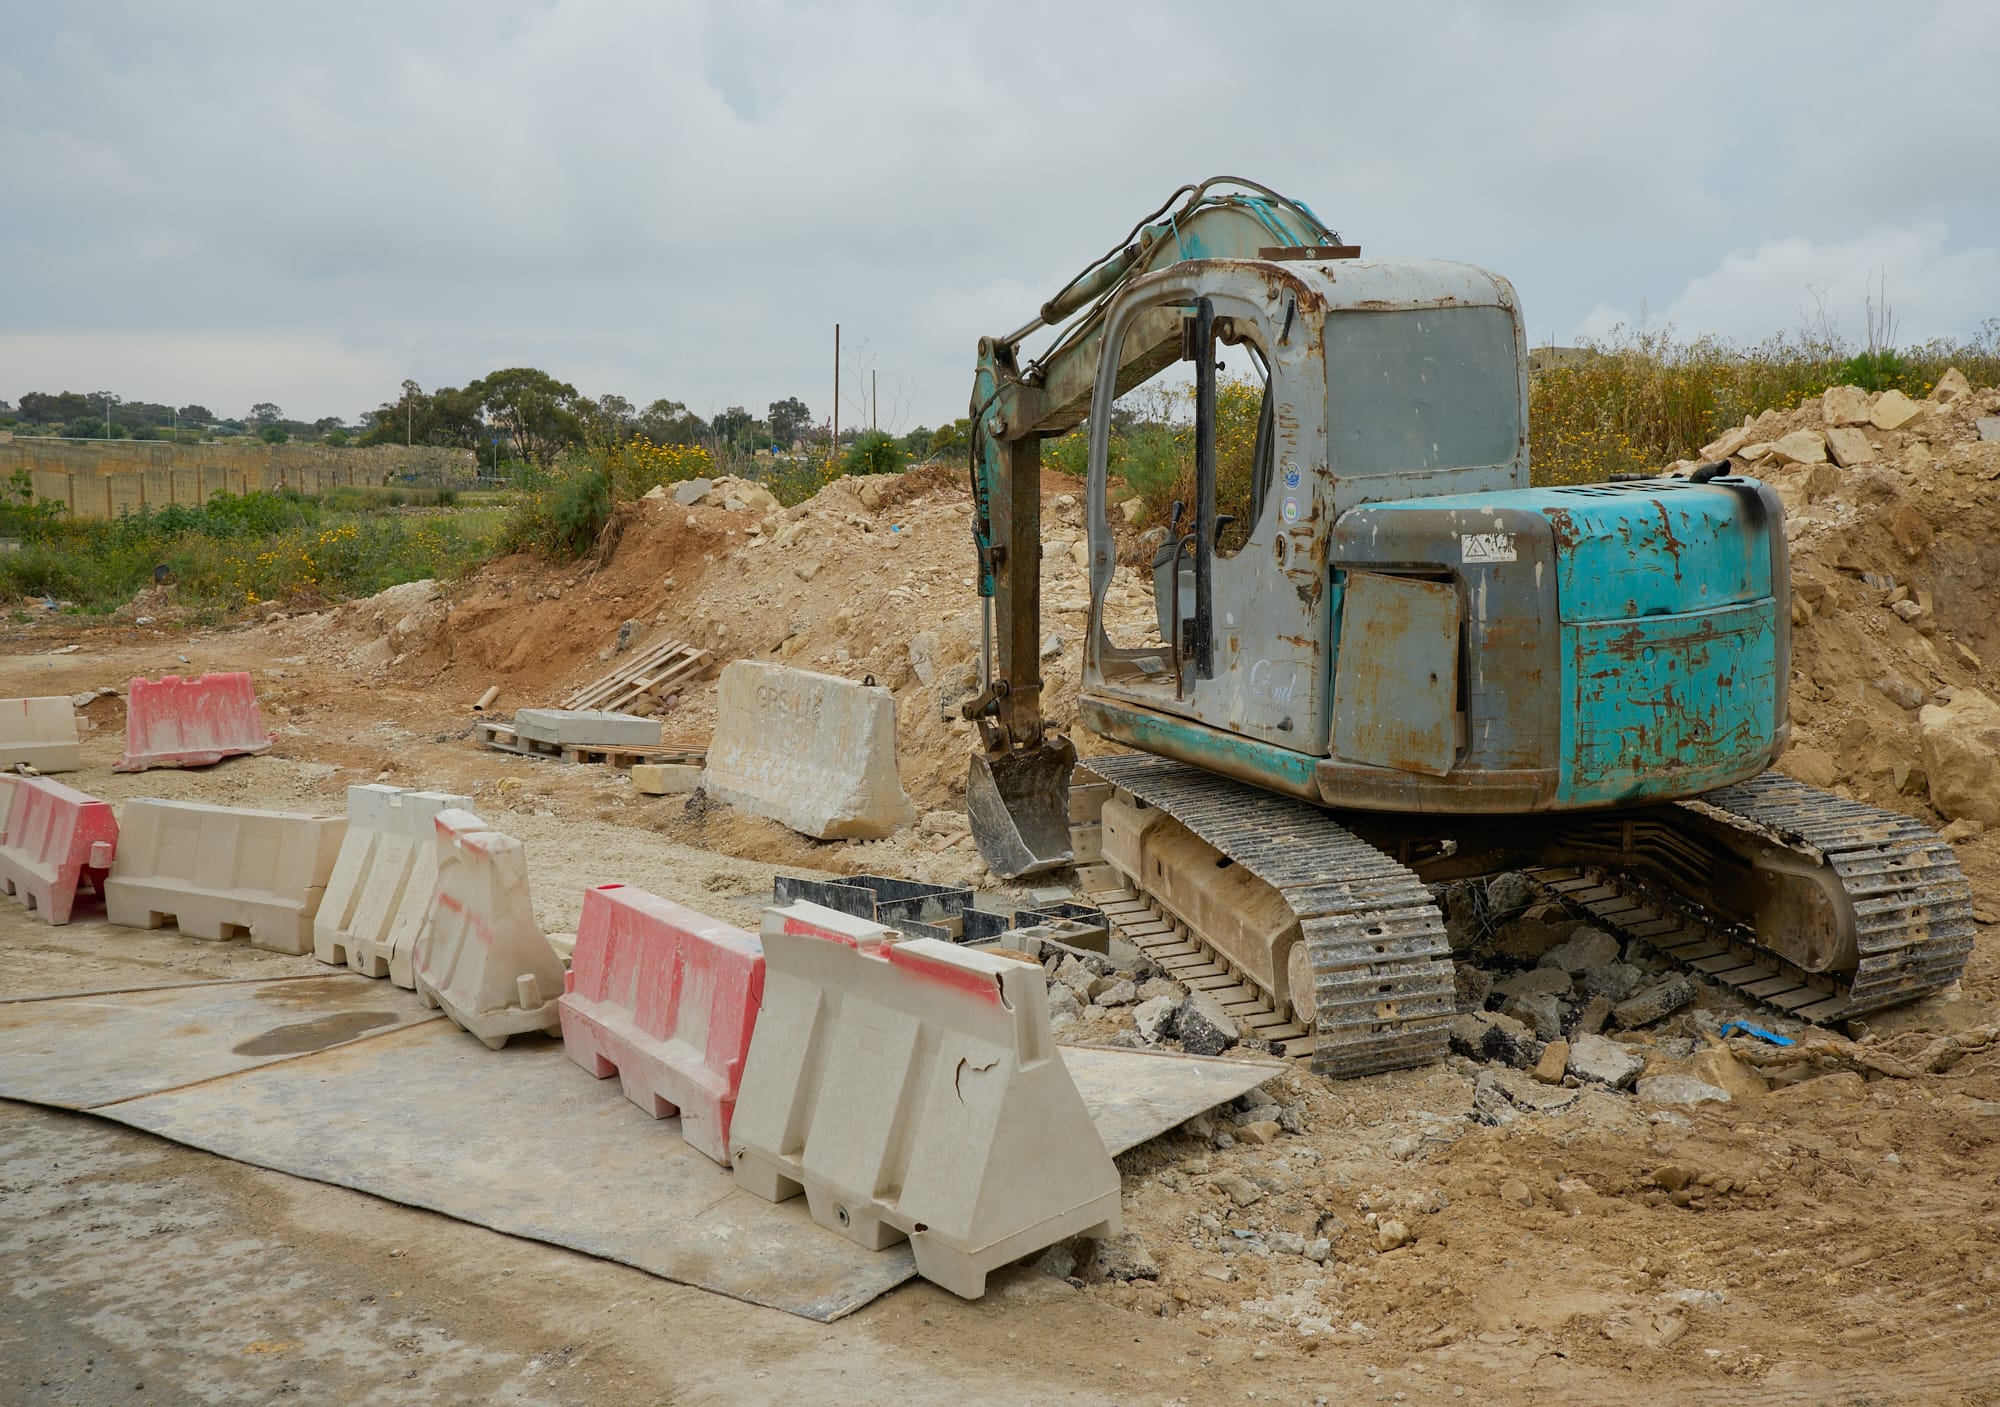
<box><xmin>104</xmin><ymin>799</ymin><xmax>346</xmax><ymax>954</ymax></box>
<box><xmin>0</xmin><ymin>696</ymin><xmax>81</xmax><ymax>773</ymax></box>
<box><xmin>313</xmin><ymin>785</ymin><xmax>471</xmax><ymax>982</ymax></box>
<box><xmin>703</xmin><ymin>662</ymin><xmax>917</xmax><ymax>840</ymax></box>
<box><xmin>730</xmin><ymin>901</ymin><xmax>1121</xmax><ymax>1299</ymax></box>
<box><xmin>412</xmin><ymin>809</ymin><xmax>565</xmax><ymax>1049</ymax></box>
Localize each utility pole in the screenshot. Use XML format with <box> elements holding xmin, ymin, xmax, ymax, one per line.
<box><xmin>871</xmin><ymin>371</ymin><xmax>877</xmax><ymax>432</ymax></box>
<box><xmin>105</xmin><ymin>394</ymin><xmax>111</xmax><ymax>439</ymax></box>
<box><xmin>407</xmin><ymin>397</ymin><xmax>413</xmax><ymax>448</ymax></box>
<box><xmin>832</xmin><ymin>323</ymin><xmax>840</xmax><ymax>466</ymax></box>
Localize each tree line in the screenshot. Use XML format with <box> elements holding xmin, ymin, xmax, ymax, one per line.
<box><xmin>2</xmin><ymin>367</ymin><xmax>975</xmax><ymax>472</ymax></box>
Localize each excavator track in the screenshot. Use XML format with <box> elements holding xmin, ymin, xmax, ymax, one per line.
<box><xmin>1085</xmin><ymin>755</ymin><xmax>1453</xmax><ymax>1079</ymax></box>
<box><xmin>1533</xmin><ymin>772</ymin><xmax>1975</xmax><ymax>1024</ymax></box>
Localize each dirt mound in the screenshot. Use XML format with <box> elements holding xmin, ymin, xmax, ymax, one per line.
<box><xmin>1676</xmin><ymin>370</ymin><xmax>2000</xmax><ymax>820</ymax></box>
<box><xmin>261</xmin><ymin>462</ymin><xmax>1155</xmax><ymax>821</ymax></box>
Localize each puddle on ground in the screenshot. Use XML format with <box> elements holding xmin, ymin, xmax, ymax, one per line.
<box><xmin>233</xmin><ymin>1010</ymin><xmax>400</xmax><ymax>1056</ymax></box>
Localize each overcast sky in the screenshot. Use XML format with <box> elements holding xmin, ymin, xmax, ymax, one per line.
<box><xmin>3</xmin><ymin>1</ymin><xmax>1995</xmax><ymax>432</ymax></box>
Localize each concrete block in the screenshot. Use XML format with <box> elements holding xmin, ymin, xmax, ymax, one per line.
<box><xmin>703</xmin><ymin>662</ymin><xmax>918</xmax><ymax>840</ymax></box>
<box><xmin>313</xmin><ymin>784</ymin><xmax>471</xmax><ymax>980</ymax></box>
<box><xmin>0</xmin><ymin>777</ymin><xmax>118</xmax><ymax>924</ymax></box>
<box><xmin>0</xmin><ymin>696</ymin><xmax>81</xmax><ymax>773</ymax></box>
<box><xmin>559</xmin><ymin>883</ymin><xmax>766</xmax><ymax>1164</ymax></box>
<box><xmin>731</xmin><ymin>900</ymin><xmax>1122</xmax><ymax>1299</ymax></box>
<box><xmin>104</xmin><ymin>799</ymin><xmax>346</xmax><ymax>953</ymax></box>
<box><xmin>412</xmin><ymin>809</ymin><xmax>565</xmax><ymax>1049</ymax></box>
<box><xmin>631</xmin><ymin>762</ymin><xmax>703</xmax><ymax>795</ymax></box>
<box><xmin>116</xmin><ymin>672</ymin><xmax>273</xmax><ymax>771</ymax></box>
<box><xmin>513</xmin><ymin>708</ymin><xmax>661</xmax><ymax>749</ymax></box>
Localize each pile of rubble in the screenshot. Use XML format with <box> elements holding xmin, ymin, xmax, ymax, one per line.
<box><xmin>1670</xmin><ymin>369</ymin><xmax>2000</xmax><ymax>829</ymax></box>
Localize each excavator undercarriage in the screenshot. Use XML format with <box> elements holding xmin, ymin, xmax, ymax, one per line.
<box><xmin>1087</xmin><ymin>755</ymin><xmax>1974</xmax><ymax>1080</ymax></box>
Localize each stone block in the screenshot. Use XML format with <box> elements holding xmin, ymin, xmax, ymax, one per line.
<box><xmin>631</xmin><ymin>763</ymin><xmax>702</xmax><ymax>795</ymax></box>
<box><xmin>0</xmin><ymin>696</ymin><xmax>81</xmax><ymax>774</ymax></box>
<box><xmin>703</xmin><ymin>661</ymin><xmax>917</xmax><ymax>840</ymax></box>
<box><xmin>513</xmin><ymin>708</ymin><xmax>661</xmax><ymax>749</ymax></box>
<box><xmin>1825</xmin><ymin>425</ymin><xmax>1875</xmax><ymax>467</ymax></box>
<box><xmin>1567</xmin><ymin>1032</ymin><xmax>1644</xmax><ymax>1088</ymax></box>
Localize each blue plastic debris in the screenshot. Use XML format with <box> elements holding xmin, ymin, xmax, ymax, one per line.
<box><xmin>1719</xmin><ymin>1019</ymin><xmax>1794</xmax><ymax>1046</ymax></box>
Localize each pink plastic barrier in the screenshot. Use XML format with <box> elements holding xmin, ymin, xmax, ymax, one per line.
<box><xmin>559</xmin><ymin>883</ymin><xmax>766</xmax><ymax>1165</ymax></box>
<box><xmin>116</xmin><ymin>672</ymin><xmax>273</xmax><ymax>772</ymax></box>
<box><xmin>0</xmin><ymin>776</ymin><xmax>118</xmax><ymax>925</ymax></box>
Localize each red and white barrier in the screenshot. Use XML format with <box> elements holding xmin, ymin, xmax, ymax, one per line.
<box><xmin>116</xmin><ymin>672</ymin><xmax>273</xmax><ymax>772</ymax></box>
<box><xmin>0</xmin><ymin>776</ymin><xmax>118</xmax><ymax>925</ymax></box>
<box><xmin>559</xmin><ymin>883</ymin><xmax>766</xmax><ymax>1165</ymax></box>
<box><xmin>729</xmin><ymin>900</ymin><xmax>1121</xmax><ymax>1299</ymax></box>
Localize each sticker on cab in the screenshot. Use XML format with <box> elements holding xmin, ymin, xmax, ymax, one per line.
<box><xmin>1282</xmin><ymin>463</ymin><xmax>1302</xmax><ymax>490</ymax></box>
<box><xmin>1461</xmin><ymin>532</ymin><xmax>1516</xmax><ymax>564</ymax></box>
<box><xmin>1282</xmin><ymin>496</ymin><xmax>1301</xmax><ymax>524</ymax></box>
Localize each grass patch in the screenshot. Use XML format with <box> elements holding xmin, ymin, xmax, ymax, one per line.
<box><xmin>0</xmin><ymin>476</ymin><xmax>500</xmax><ymax>615</ymax></box>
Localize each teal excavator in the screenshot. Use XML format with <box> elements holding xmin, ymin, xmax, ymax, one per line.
<box><xmin>961</xmin><ymin>177</ymin><xmax>1972</xmax><ymax>1077</ymax></box>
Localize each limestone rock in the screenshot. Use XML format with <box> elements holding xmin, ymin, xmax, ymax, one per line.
<box><xmin>1567</xmin><ymin>1032</ymin><xmax>1644</xmax><ymax>1089</ymax></box>
<box><xmin>1500</xmin><ymin>991</ymin><xmax>1566</xmax><ymax>1041</ymax></box>
<box><xmin>1825</xmin><ymin>426</ymin><xmax>1875</xmax><ymax>468</ymax></box>
<box><xmin>1700</xmin><ymin>424</ymin><xmax>1754</xmax><ymax>460</ymax></box>
<box><xmin>1613</xmin><ymin>973</ymin><xmax>1697</xmax><ymax>1028</ymax></box>
<box><xmin>1978</xmin><ymin>417</ymin><xmax>2000</xmax><ymax>443</ymax></box>
<box><xmin>1821</xmin><ymin>384</ymin><xmax>1872</xmax><ymax>427</ymax></box>
<box><xmin>1576</xmin><ymin>961</ymin><xmax>1647</xmax><ymax>1005</ymax></box>
<box><xmin>1890</xmin><ymin>505</ymin><xmax>1934</xmax><ymax>558</ymax></box>
<box><xmin>1930</xmin><ymin>367</ymin><xmax>1972</xmax><ymax>405</ymax></box>
<box><xmin>672</xmin><ymin>477</ymin><xmax>713</xmax><ymax>506</ymax></box>
<box><xmin>1495</xmin><ymin>965</ymin><xmax>1575</xmax><ymax>999</ymax></box>
<box><xmin>1119</xmin><ymin>497</ymin><xmax>1146</xmax><ymax>526</ymax></box>
<box><xmin>1532</xmin><ymin>1039</ymin><xmax>1571</xmax><ymax>1085</ymax></box>
<box><xmin>1870</xmin><ymin>389</ymin><xmax>1924</xmax><ymax>431</ymax></box>
<box><xmin>1134</xmin><ymin>994</ymin><xmax>1178</xmax><ymax>1044</ymax></box>
<box><xmin>1538</xmin><ymin>927</ymin><xmax>1621</xmax><ymax>975</ymax></box>
<box><xmin>1689</xmin><ymin>1046</ymin><xmax>1768</xmax><ymax>1100</ymax></box>
<box><xmin>1919</xmin><ymin>689</ymin><xmax>2000</xmax><ymax>826</ymax></box>
<box><xmin>1768</xmin><ymin>430</ymin><xmax>1827</xmax><ymax>465</ymax></box>
<box><xmin>1170</xmin><ymin>990</ymin><xmax>1239</xmax><ymax>1056</ymax></box>
<box><xmin>1084</xmin><ymin>1231</ymin><xmax>1159</xmax><ymax>1282</ymax></box>
<box><xmin>1636</xmin><ymin>1074</ymin><xmax>1731</xmax><ymax>1107</ymax></box>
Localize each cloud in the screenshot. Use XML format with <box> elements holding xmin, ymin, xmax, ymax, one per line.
<box><xmin>1</xmin><ymin>1</ymin><xmax>1995</xmax><ymax>427</ymax></box>
<box><xmin>1572</xmin><ymin>225</ymin><xmax>2000</xmax><ymax>348</ymax></box>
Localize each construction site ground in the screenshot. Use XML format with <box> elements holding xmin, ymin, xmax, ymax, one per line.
<box><xmin>8</xmin><ymin>398</ymin><xmax>2000</xmax><ymax>1404</ymax></box>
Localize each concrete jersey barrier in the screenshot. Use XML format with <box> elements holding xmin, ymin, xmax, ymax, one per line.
<box><xmin>412</xmin><ymin>809</ymin><xmax>565</xmax><ymax>1049</ymax></box>
<box><xmin>0</xmin><ymin>696</ymin><xmax>81</xmax><ymax>773</ymax></box>
<box><xmin>730</xmin><ymin>900</ymin><xmax>1122</xmax><ymax>1299</ymax></box>
<box><xmin>314</xmin><ymin>784</ymin><xmax>472</xmax><ymax>981</ymax></box>
<box><xmin>0</xmin><ymin>776</ymin><xmax>118</xmax><ymax>925</ymax></box>
<box><xmin>104</xmin><ymin>799</ymin><xmax>345</xmax><ymax>953</ymax></box>
<box><xmin>559</xmin><ymin>883</ymin><xmax>766</xmax><ymax>1165</ymax></box>
<box><xmin>116</xmin><ymin>672</ymin><xmax>274</xmax><ymax>772</ymax></box>
<box><xmin>702</xmin><ymin>661</ymin><xmax>917</xmax><ymax>840</ymax></box>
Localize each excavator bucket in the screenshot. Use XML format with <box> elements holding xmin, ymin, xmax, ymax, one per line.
<box><xmin>966</xmin><ymin>738</ymin><xmax>1078</xmax><ymax>880</ymax></box>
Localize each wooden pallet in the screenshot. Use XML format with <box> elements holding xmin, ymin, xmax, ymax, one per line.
<box><xmin>562</xmin><ymin>639</ymin><xmax>711</xmax><ymax>715</ymax></box>
<box><xmin>477</xmin><ymin>720</ymin><xmax>699</xmax><ymax>771</ymax></box>
<box><xmin>1086</xmin><ymin>882</ymin><xmax>1317</xmax><ymax>1062</ymax></box>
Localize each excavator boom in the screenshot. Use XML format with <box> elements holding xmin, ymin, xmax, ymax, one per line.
<box><xmin>964</xmin><ymin>178</ymin><xmax>1337</xmax><ymax>876</ymax></box>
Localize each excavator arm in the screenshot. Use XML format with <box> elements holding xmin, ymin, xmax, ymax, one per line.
<box><xmin>962</xmin><ymin>178</ymin><xmax>1343</xmax><ymax>877</ymax></box>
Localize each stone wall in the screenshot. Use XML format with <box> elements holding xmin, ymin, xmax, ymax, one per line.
<box><xmin>0</xmin><ymin>437</ymin><xmax>478</xmax><ymax>518</ymax></box>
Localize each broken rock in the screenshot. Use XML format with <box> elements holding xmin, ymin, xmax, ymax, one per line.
<box><xmin>1499</xmin><ymin>991</ymin><xmax>1567</xmax><ymax>1041</ymax></box>
<box><xmin>1870</xmin><ymin>389</ymin><xmax>1924</xmax><ymax>431</ymax></box>
<box><xmin>1133</xmin><ymin>994</ymin><xmax>1178</xmax><ymax>1044</ymax></box>
<box><xmin>1170</xmin><ymin>989</ymin><xmax>1240</xmax><ymax>1056</ymax></box>
<box><xmin>1821</xmin><ymin>384</ymin><xmax>1872</xmax><ymax>427</ymax></box>
<box><xmin>1919</xmin><ymin>689</ymin><xmax>2000</xmax><ymax>827</ymax></box>
<box><xmin>1636</xmin><ymin>1074</ymin><xmax>1731</xmax><ymax>1107</ymax></box>
<box><xmin>1825</xmin><ymin>425</ymin><xmax>1876</xmax><ymax>468</ymax></box>
<box><xmin>1768</xmin><ymin>429</ymin><xmax>1827</xmax><ymax>465</ymax></box>
<box><xmin>1537</xmin><ymin>926</ymin><xmax>1620</xmax><ymax>975</ymax></box>
<box><xmin>1567</xmin><ymin>1033</ymin><xmax>1644</xmax><ymax>1089</ymax></box>
<box><xmin>1612</xmin><ymin>974</ymin><xmax>1697</xmax><ymax>1028</ymax></box>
